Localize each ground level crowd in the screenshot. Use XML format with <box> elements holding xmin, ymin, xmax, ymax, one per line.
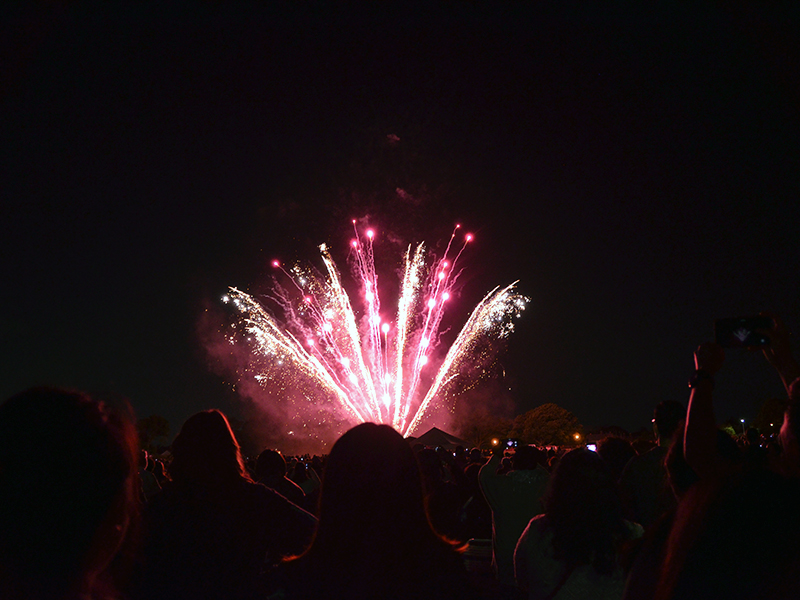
<box><xmin>2</xmin><ymin>317</ymin><xmax>800</xmax><ymax>599</ymax></box>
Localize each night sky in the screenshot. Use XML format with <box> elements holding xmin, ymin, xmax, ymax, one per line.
<box><xmin>3</xmin><ymin>3</ymin><xmax>799</xmax><ymax>442</ymax></box>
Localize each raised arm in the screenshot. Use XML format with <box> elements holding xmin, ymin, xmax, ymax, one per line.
<box><xmin>761</xmin><ymin>313</ymin><xmax>800</xmax><ymax>396</ymax></box>
<box><xmin>478</xmin><ymin>447</ymin><xmax>505</xmax><ymax>505</ymax></box>
<box><xmin>683</xmin><ymin>342</ymin><xmax>725</xmax><ymax>479</ymax></box>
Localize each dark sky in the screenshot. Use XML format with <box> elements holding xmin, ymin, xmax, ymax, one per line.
<box><xmin>2</xmin><ymin>3</ymin><xmax>799</xmax><ymax>441</ymax></box>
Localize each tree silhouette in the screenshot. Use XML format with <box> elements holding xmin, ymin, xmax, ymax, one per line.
<box><xmin>510</xmin><ymin>403</ymin><xmax>583</xmax><ymax>446</ymax></box>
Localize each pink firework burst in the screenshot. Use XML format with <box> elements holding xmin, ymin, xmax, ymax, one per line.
<box><xmin>223</xmin><ymin>224</ymin><xmax>528</xmax><ymax>438</ymax></box>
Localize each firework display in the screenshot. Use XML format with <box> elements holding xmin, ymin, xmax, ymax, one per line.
<box><xmin>223</xmin><ymin>223</ymin><xmax>528</xmax><ymax>438</ymax></box>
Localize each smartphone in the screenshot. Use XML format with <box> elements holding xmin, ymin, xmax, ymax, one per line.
<box><xmin>586</xmin><ymin>444</ymin><xmax>597</xmax><ymax>452</ymax></box>
<box><xmin>714</xmin><ymin>316</ymin><xmax>772</xmax><ymax>348</ymax></box>
<box><xmin>505</xmin><ymin>438</ymin><xmax>519</xmax><ymax>449</ymax></box>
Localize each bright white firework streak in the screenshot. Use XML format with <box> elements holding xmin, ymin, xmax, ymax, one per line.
<box><xmin>318</xmin><ymin>246</ymin><xmax>382</xmax><ymax>422</ymax></box>
<box><xmin>349</xmin><ymin>231</ymin><xmax>387</xmax><ymax>421</ymax></box>
<box><xmin>392</xmin><ymin>243</ymin><xmax>426</xmax><ymax>429</ymax></box>
<box><xmin>399</xmin><ymin>232</ymin><xmax>470</xmax><ymax>428</ymax></box>
<box><xmin>403</xmin><ymin>282</ymin><xmax>521</xmax><ymax>436</ymax></box>
<box><xmin>229</xmin><ymin>288</ymin><xmax>370</xmax><ymax>424</ymax></box>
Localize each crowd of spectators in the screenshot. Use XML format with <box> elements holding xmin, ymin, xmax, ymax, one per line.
<box><xmin>2</xmin><ymin>315</ymin><xmax>800</xmax><ymax>599</ymax></box>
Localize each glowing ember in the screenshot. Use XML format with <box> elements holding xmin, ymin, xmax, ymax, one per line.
<box><xmin>224</xmin><ymin>224</ymin><xmax>528</xmax><ymax>437</ymax></box>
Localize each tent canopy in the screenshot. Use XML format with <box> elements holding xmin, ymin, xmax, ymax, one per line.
<box><xmin>407</xmin><ymin>427</ymin><xmax>467</xmax><ymax>451</ymax></box>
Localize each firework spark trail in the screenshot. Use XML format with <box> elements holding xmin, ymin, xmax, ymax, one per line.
<box><xmin>224</xmin><ymin>225</ymin><xmax>528</xmax><ymax>438</ymax></box>
<box><xmin>392</xmin><ymin>243</ymin><xmax>425</xmax><ymax>429</ymax></box>
<box><xmin>348</xmin><ymin>223</ymin><xmax>387</xmax><ymax>421</ymax></box>
<box><xmin>403</xmin><ymin>282</ymin><xmax>523</xmax><ymax>435</ymax></box>
<box><xmin>399</xmin><ymin>226</ymin><xmax>473</xmax><ymax>427</ymax></box>
<box><xmin>223</xmin><ymin>289</ymin><xmax>370</xmax><ymax>423</ymax></box>
<box><xmin>318</xmin><ymin>244</ymin><xmax>382</xmax><ymax>422</ymax></box>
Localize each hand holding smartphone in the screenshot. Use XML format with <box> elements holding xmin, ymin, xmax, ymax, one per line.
<box><xmin>714</xmin><ymin>316</ymin><xmax>772</xmax><ymax>348</ymax></box>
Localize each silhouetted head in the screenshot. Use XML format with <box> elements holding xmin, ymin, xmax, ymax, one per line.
<box><xmin>309</xmin><ymin>423</ymin><xmax>443</xmax><ymax>562</ymax></box>
<box><xmin>745</xmin><ymin>427</ymin><xmax>760</xmax><ymax>445</ymax></box>
<box><xmin>417</xmin><ymin>448</ymin><xmax>445</xmax><ymax>489</ymax></box>
<box><xmin>255</xmin><ymin>448</ymin><xmax>287</xmax><ymax>480</ymax></box>
<box><xmin>169</xmin><ymin>410</ymin><xmax>248</xmax><ymax>486</ymax></box>
<box><xmin>597</xmin><ymin>436</ymin><xmax>636</xmax><ymax>482</ymax></box>
<box><xmin>544</xmin><ymin>447</ymin><xmax>626</xmax><ymax>575</ymax></box>
<box><xmin>511</xmin><ymin>445</ymin><xmax>541</xmax><ymax>471</ymax></box>
<box><xmin>288</xmin><ymin>423</ymin><xmax>463</xmax><ymax>599</ymax></box>
<box><xmin>654</xmin><ymin>400</ymin><xmax>685</xmax><ymax>444</ymax></box>
<box><xmin>0</xmin><ymin>387</ymin><xmax>139</xmax><ymax>597</ymax></box>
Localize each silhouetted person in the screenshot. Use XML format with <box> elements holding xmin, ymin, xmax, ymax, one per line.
<box><xmin>255</xmin><ymin>448</ymin><xmax>306</xmax><ymax>507</ymax></box>
<box><xmin>276</xmin><ymin>422</ymin><xmax>474</xmax><ymax>600</ymax></box>
<box><xmin>515</xmin><ymin>448</ymin><xmax>643</xmax><ymax>600</ymax></box>
<box><xmin>417</xmin><ymin>447</ymin><xmax>470</xmax><ymax>542</ymax></box>
<box><xmin>139</xmin><ymin>450</ymin><xmax>162</xmax><ymax>502</ymax></box>
<box><xmin>619</xmin><ymin>400</ymin><xmax>684</xmax><ymax>528</ymax></box>
<box><xmin>129</xmin><ymin>409</ymin><xmax>316</xmax><ymax>600</ymax></box>
<box><xmin>742</xmin><ymin>426</ymin><xmax>767</xmax><ymax>467</ymax></box>
<box><xmin>655</xmin><ymin>329</ymin><xmax>800</xmax><ymax>600</ymax></box>
<box><xmin>0</xmin><ymin>387</ymin><xmax>140</xmax><ymax>600</ymax></box>
<box><xmin>597</xmin><ymin>436</ymin><xmax>636</xmax><ymax>483</ymax></box>
<box><xmin>623</xmin><ymin>427</ymin><xmax>742</xmax><ymax>600</ymax></box>
<box><xmin>480</xmin><ymin>444</ymin><xmax>549</xmax><ymax>592</ymax></box>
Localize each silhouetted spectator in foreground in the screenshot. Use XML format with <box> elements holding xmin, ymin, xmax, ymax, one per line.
<box><xmin>274</xmin><ymin>423</ymin><xmax>474</xmax><ymax>600</ymax></box>
<box><xmin>255</xmin><ymin>448</ymin><xmax>306</xmax><ymax>507</ymax></box>
<box><xmin>480</xmin><ymin>444</ymin><xmax>550</xmax><ymax>593</ymax></box>
<box><xmin>597</xmin><ymin>436</ymin><xmax>636</xmax><ymax>483</ymax></box>
<box><xmin>619</xmin><ymin>400</ymin><xmax>684</xmax><ymax>528</ymax></box>
<box><xmin>0</xmin><ymin>387</ymin><xmax>140</xmax><ymax>600</ymax></box>
<box><xmin>129</xmin><ymin>409</ymin><xmax>316</xmax><ymax>600</ymax></box>
<box><xmin>139</xmin><ymin>450</ymin><xmax>162</xmax><ymax>502</ymax></box>
<box><xmin>515</xmin><ymin>448</ymin><xmax>643</xmax><ymax>600</ymax></box>
<box><xmin>742</xmin><ymin>426</ymin><xmax>767</xmax><ymax>467</ymax></box>
<box><xmin>654</xmin><ymin>328</ymin><xmax>800</xmax><ymax>600</ymax></box>
<box><xmin>417</xmin><ymin>447</ymin><xmax>470</xmax><ymax>542</ymax></box>
<box><xmin>622</xmin><ymin>427</ymin><xmax>742</xmax><ymax>600</ymax></box>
